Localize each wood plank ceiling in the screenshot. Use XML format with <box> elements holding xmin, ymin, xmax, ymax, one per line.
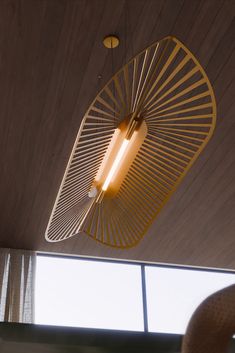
<box><xmin>0</xmin><ymin>0</ymin><xmax>235</xmax><ymax>269</ymax></box>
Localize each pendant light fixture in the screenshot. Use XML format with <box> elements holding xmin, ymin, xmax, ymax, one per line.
<box><xmin>45</xmin><ymin>36</ymin><xmax>216</xmax><ymax>248</ymax></box>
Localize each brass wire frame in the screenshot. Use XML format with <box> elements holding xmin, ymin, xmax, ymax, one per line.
<box><xmin>45</xmin><ymin>36</ymin><xmax>216</xmax><ymax>248</ymax></box>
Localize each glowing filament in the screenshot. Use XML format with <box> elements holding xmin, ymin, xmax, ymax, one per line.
<box><xmin>102</xmin><ymin>139</ymin><xmax>129</xmax><ymax>191</ymax></box>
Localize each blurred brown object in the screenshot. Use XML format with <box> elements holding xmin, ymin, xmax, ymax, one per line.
<box><xmin>182</xmin><ymin>284</ymin><xmax>235</xmax><ymax>353</ymax></box>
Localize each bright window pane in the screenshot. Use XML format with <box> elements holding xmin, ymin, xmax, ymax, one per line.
<box><xmin>35</xmin><ymin>256</ymin><xmax>144</xmax><ymax>331</ymax></box>
<box><xmin>145</xmin><ymin>266</ymin><xmax>235</xmax><ymax>334</ymax></box>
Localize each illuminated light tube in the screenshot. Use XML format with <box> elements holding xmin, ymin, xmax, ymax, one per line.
<box><xmin>102</xmin><ymin>139</ymin><xmax>129</xmax><ymax>191</ymax></box>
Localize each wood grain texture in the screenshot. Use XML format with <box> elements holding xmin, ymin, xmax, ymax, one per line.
<box><xmin>0</xmin><ymin>0</ymin><xmax>234</xmax><ymax>269</ymax></box>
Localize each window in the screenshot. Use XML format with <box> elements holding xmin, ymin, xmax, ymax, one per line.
<box><xmin>145</xmin><ymin>266</ymin><xmax>235</xmax><ymax>334</ymax></box>
<box><xmin>35</xmin><ymin>255</ymin><xmax>144</xmax><ymax>331</ymax></box>
<box><xmin>35</xmin><ymin>255</ymin><xmax>235</xmax><ymax>334</ymax></box>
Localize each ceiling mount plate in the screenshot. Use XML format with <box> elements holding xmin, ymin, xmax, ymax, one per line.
<box><xmin>103</xmin><ymin>35</ymin><xmax>120</xmax><ymax>49</ymax></box>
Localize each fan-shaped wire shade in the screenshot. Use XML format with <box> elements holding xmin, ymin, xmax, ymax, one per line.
<box><xmin>45</xmin><ymin>36</ymin><xmax>216</xmax><ymax>248</ymax></box>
